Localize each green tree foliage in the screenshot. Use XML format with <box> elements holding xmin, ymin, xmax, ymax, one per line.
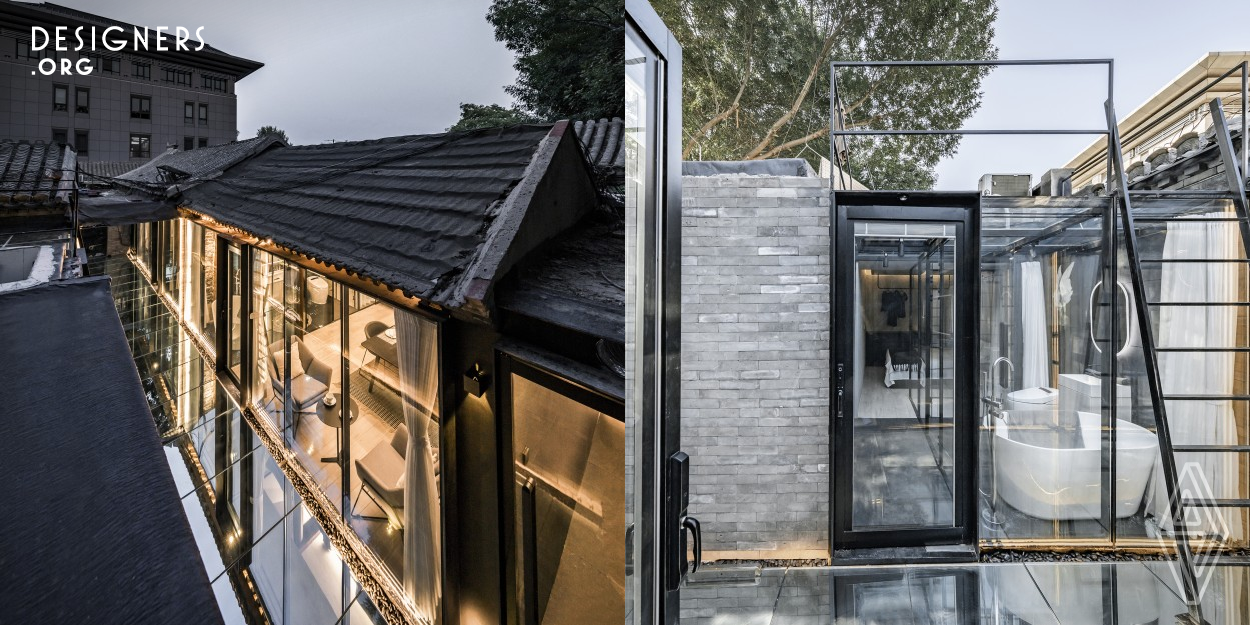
<box><xmin>654</xmin><ymin>0</ymin><xmax>998</xmax><ymax>189</ymax></box>
<box><xmin>487</xmin><ymin>0</ymin><xmax>624</xmax><ymax>121</ymax></box>
<box><xmin>447</xmin><ymin>103</ymin><xmax>537</xmax><ymax>132</ymax></box>
<box><xmin>255</xmin><ymin>125</ymin><xmax>289</xmax><ymax>144</ymax></box>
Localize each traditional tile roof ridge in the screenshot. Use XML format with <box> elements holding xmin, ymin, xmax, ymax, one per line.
<box><xmin>573</xmin><ymin>118</ymin><xmax>624</xmax><ymax>171</ymax></box>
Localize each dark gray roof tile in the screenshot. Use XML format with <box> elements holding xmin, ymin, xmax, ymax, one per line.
<box><xmin>0</xmin><ymin>140</ymin><xmax>73</xmax><ymax>210</ymax></box>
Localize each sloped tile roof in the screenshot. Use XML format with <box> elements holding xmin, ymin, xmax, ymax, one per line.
<box><xmin>0</xmin><ymin>141</ymin><xmax>73</xmax><ymax>210</ymax></box>
<box><xmin>179</xmin><ymin>124</ymin><xmax>575</xmax><ymax>307</ymax></box>
<box><xmin>79</xmin><ymin>160</ymin><xmax>142</xmax><ymax>182</ymax></box>
<box><xmin>116</xmin><ymin>135</ymin><xmax>285</xmax><ymax>191</ymax></box>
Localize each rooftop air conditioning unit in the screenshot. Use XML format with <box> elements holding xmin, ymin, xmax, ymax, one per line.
<box><xmin>979</xmin><ymin>174</ymin><xmax>1032</xmax><ymax>197</ymax></box>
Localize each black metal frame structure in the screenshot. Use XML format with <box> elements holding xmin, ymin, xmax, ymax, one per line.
<box><xmin>826</xmin><ymin>57</ymin><xmax>1220</xmax><ymax>620</ymax></box>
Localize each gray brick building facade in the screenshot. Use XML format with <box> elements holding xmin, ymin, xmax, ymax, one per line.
<box><xmin>680</xmin><ymin>174</ymin><xmax>831</xmax><ymax>559</ymax></box>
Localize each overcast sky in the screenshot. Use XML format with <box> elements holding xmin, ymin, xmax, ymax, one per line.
<box><xmin>930</xmin><ymin>0</ymin><xmax>1250</xmax><ymax>190</ymax></box>
<box><xmin>66</xmin><ymin>0</ymin><xmax>518</xmax><ymax>145</ymax></box>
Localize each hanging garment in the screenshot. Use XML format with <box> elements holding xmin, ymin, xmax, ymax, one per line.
<box><xmin>880</xmin><ymin>290</ymin><xmax>908</xmax><ymax>326</ymax></box>
<box><xmin>1056</xmin><ymin>261</ymin><xmax>1074</xmax><ymax>313</ymax></box>
<box><xmin>1020</xmin><ymin>261</ymin><xmax>1050</xmax><ymax>388</ymax></box>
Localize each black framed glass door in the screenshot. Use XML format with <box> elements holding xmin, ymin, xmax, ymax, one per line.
<box><xmin>626</xmin><ymin>2</ymin><xmax>686</xmax><ymax>623</ymax></box>
<box><xmin>832</xmin><ymin>194</ymin><xmax>978</xmax><ymax>551</ymax></box>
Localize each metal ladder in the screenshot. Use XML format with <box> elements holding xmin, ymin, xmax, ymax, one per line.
<box><xmin>1115</xmin><ymin>98</ymin><xmax>1250</xmax><ymax>622</ymax></box>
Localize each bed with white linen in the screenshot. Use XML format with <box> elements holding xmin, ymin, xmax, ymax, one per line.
<box><xmin>884</xmin><ymin>349</ymin><xmax>924</xmax><ymax>388</ymax></box>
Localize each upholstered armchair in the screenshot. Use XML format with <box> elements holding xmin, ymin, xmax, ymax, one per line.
<box><xmin>352</xmin><ymin>424</ymin><xmax>408</xmax><ymax>529</ymax></box>
<box><xmin>269</xmin><ymin>336</ymin><xmax>332</xmax><ymax>432</ymax></box>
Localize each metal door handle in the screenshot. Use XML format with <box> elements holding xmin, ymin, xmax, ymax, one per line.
<box><xmin>835</xmin><ymin>363</ymin><xmax>846</xmax><ymax>419</ymax></box>
<box><xmin>682</xmin><ymin>516</ymin><xmax>702</xmax><ymax>574</ymax></box>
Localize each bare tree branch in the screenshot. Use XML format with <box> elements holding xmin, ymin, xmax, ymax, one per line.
<box><xmin>757</xmin><ymin>125</ymin><xmax>830</xmax><ymax>160</ymax></box>
<box><xmin>683</xmin><ymin>18</ymin><xmax>757</xmax><ymax>159</ymax></box>
<box><xmin>743</xmin><ymin>22</ymin><xmax>839</xmax><ymax>159</ymax></box>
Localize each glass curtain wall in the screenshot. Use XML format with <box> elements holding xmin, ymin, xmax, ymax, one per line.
<box><xmin>283</xmin><ymin>264</ymin><xmax>344</xmax><ymax>511</ymax></box>
<box><xmin>252</xmin><ymin>249</ymin><xmax>286</xmax><ymax>431</ymax></box>
<box><xmin>116</xmin><ymin>227</ymin><xmax>385</xmax><ymax>623</ymax></box>
<box><xmin>979</xmin><ymin>193</ymin><xmax>1250</xmax><ymax>549</ymax></box>
<box><xmin>135</xmin><ymin>222</ymin><xmax>153</xmax><ymax>274</ymax></box>
<box><xmin>132</xmin><ymin>220</ymin><xmax>449</xmax><ymax>620</ymax></box>
<box><xmin>345</xmin><ymin>288</ymin><xmax>444</xmax><ymax>621</ymax></box>
<box><xmin>979</xmin><ymin>196</ymin><xmax>1113</xmax><ymax>545</ymax></box>
<box><xmin>185</xmin><ymin>222</ymin><xmax>217</xmax><ymax>348</ymax></box>
<box><xmin>225</xmin><ymin>242</ymin><xmax>244</xmax><ymax>380</ymax></box>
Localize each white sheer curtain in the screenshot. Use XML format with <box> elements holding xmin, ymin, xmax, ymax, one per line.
<box><xmin>1021</xmin><ymin>261</ymin><xmax>1050</xmax><ymax>388</ymax></box>
<box><xmin>1153</xmin><ymin>214</ymin><xmax>1242</xmax><ymax>542</ymax></box>
<box><xmin>395</xmin><ymin>309</ymin><xmax>441</xmax><ymax>621</ymax></box>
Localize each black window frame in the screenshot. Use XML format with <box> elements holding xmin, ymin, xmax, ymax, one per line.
<box><xmin>130</xmin><ymin>94</ymin><xmax>152</xmax><ymax>120</ymax></box>
<box><xmin>16</xmin><ymin>40</ymin><xmax>45</xmax><ymax>60</ymax></box>
<box><xmin>132</xmin><ymin>61</ymin><xmax>151</xmax><ymax>79</ymax></box>
<box><xmin>129</xmin><ymin>133</ymin><xmax>151</xmax><ymax>159</ymax></box>
<box><xmin>185</xmin><ymin>101</ymin><xmax>195</xmax><ymax>124</ymax></box>
<box><xmin>74</xmin><ymin>130</ymin><xmax>89</xmax><ymax>157</ymax></box>
<box><xmin>201</xmin><ymin>74</ymin><xmax>227</xmax><ymax>93</ymax></box>
<box><xmin>163</xmin><ymin>66</ymin><xmax>192</xmax><ymax>86</ymax></box>
<box><xmin>75</xmin><ymin>87</ymin><xmax>90</xmax><ymax>114</ymax></box>
<box><xmin>51</xmin><ymin>128</ymin><xmax>68</xmax><ymax>145</ymax></box>
<box><xmin>198</xmin><ymin>103</ymin><xmax>209</xmax><ymax>124</ymax></box>
<box><xmin>52</xmin><ymin>84</ymin><xmax>68</xmax><ymax>112</ymax></box>
<box><xmin>198</xmin><ymin>137</ymin><xmax>209</xmax><ymax>149</ymax></box>
<box><xmin>184</xmin><ymin>136</ymin><xmax>195</xmax><ymax>151</ymax></box>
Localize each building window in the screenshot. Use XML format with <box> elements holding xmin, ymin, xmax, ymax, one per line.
<box><xmin>162</xmin><ymin>67</ymin><xmax>192</xmax><ymax>86</ymax></box>
<box><xmin>53</xmin><ymin>85</ymin><xmax>68</xmax><ymax>112</ymax></box>
<box><xmin>75</xmin><ymin>87</ymin><xmax>89</xmax><ymax>114</ymax></box>
<box><xmin>16</xmin><ymin>40</ymin><xmax>45</xmax><ymax>60</ymax></box>
<box><xmin>130</xmin><ymin>134</ymin><xmax>151</xmax><ymax>159</ymax></box>
<box><xmin>198</xmin><ymin>103</ymin><xmax>208</xmax><ymax>124</ymax></box>
<box><xmin>130</xmin><ymin>95</ymin><xmax>151</xmax><ymax>120</ymax></box>
<box><xmin>52</xmin><ymin>128</ymin><xmax>67</xmax><ymax>145</ymax></box>
<box><xmin>198</xmin><ymin>138</ymin><xmax>209</xmax><ymax>149</ymax></box>
<box><xmin>184</xmin><ymin>136</ymin><xmax>194</xmax><ymax>151</ymax></box>
<box><xmin>74</xmin><ymin>131</ymin><xmax>89</xmax><ymax>157</ymax></box>
<box><xmin>132</xmin><ymin>61</ymin><xmax>151</xmax><ymax>79</ymax></box>
<box><xmin>184</xmin><ymin>101</ymin><xmax>195</xmax><ymax>124</ymax></box>
<box><xmin>82</xmin><ymin>53</ymin><xmax>119</xmax><ymax>73</ymax></box>
<box><xmin>201</xmin><ymin>74</ymin><xmax>227</xmax><ymax>92</ymax></box>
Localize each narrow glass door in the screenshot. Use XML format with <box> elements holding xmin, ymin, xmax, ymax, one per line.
<box><xmin>833</xmin><ymin>200</ymin><xmax>975</xmax><ymax>550</ymax></box>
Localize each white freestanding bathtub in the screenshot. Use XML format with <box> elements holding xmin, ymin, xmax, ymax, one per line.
<box><xmin>994</xmin><ymin>410</ymin><xmax>1158</xmax><ymax>520</ymax></box>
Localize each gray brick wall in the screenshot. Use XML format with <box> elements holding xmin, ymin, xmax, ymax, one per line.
<box><xmin>681</xmin><ymin>174</ymin><xmax>831</xmax><ymax>557</ymax></box>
